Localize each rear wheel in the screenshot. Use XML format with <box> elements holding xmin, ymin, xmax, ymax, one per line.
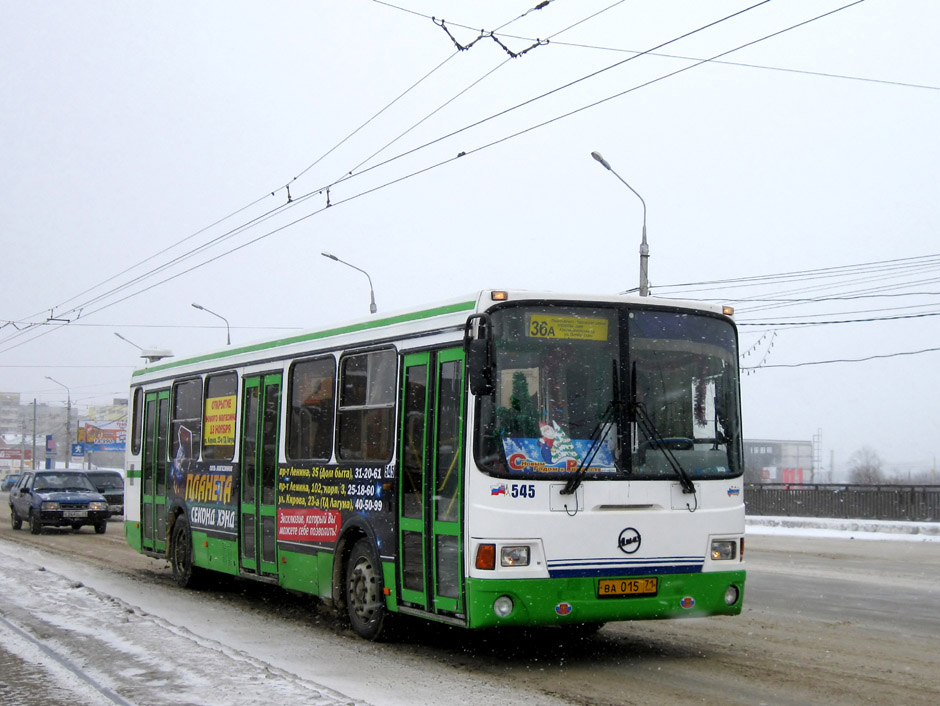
<box><xmin>345</xmin><ymin>539</ymin><xmax>395</xmax><ymax>641</ymax></box>
<box><xmin>10</xmin><ymin>507</ymin><xmax>22</xmax><ymax>530</ymax></box>
<box><xmin>170</xmin><ymin>516</ymin><xmax>202</xmax><ymax>588</ymax></box>
<box><xmin>29</xmin><ymin>511</ymin><xmax>42</xmax><ymax>535</ymax></box>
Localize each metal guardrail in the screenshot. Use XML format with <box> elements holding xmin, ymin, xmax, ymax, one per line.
<box><xmin>745</xmin><ymin>484</ymin><xmax>940</xmax><ymax>522</ymax></box>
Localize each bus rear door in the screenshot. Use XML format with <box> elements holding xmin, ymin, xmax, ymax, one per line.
<box><xmin>239</xmin><ymin>373</ymin><xmax>281</xmax><ymax>578</ymax></box>
<box><xmin>141</xmin><ymin>389</ymin><xmax>169</xmax><ymax>554</ymax></box>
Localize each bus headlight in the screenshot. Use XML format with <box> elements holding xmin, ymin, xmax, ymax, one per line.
<box><xmin>493</xmin><ymin>595</ymin><xmax>514</xmax><ymax>617</ymax></box>
<box><xmin>500</xmin><ymin>546</ymin><xmax>530</xmax><ymax>567</ymax></box>
<box><xmin>711</xmin><ymin>539</ymin><xmax>737</xmax><ymax>561</ymax></box>
<box><xmin>724</xmin><ymin>585</ymin><xmax>741</xmax><ymax>606</ymax></box>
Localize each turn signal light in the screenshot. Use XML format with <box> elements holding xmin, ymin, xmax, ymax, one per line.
<box><xmin>475</xmin><ymin>543</ymin><xmax>496</xmax><ymax>570</ymax></box>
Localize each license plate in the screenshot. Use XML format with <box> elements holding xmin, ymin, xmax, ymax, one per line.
<box><xmin>63</xmin><ymin>510</ymin><xmax>87</xmax><ymax>518</ymax></box>
<box><xmin>597</xmin><ymin>577</ymin><xmax>658</xmax><ymax>598</ymax></box>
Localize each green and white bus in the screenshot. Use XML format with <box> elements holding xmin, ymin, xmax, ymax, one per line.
<box><xmin>124</xmin><ymin>289</ymin><xmax>745</xmax><ymax>640</ymax></box>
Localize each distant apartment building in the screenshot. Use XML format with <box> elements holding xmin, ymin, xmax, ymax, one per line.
<box><xmin>0</xmin><ymin>392</ymin><xmax>21</xmax><ymax>435</ymax></box>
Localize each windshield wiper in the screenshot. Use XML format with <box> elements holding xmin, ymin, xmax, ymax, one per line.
<box><xmin>561</xmin><ymin>361</ymin><xmax>622</xmax><ymax>496</ymax></box>
<box><xmin>629</xmin><ymin>361</ymin><xmax>696</xmax><ymax>498</ymax></box>
<box><xmin>633</xmin><ymin>401</ymin><xmax>696</xmax><ymax>496</ymax></box>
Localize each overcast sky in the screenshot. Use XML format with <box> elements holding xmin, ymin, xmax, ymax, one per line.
<box><xmin>2</xmin><ymin>1</ymin><xmax>938</xmax><ymax>478</ymax></box>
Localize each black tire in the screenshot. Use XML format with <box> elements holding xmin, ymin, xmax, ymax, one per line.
<box><xmin>345</xmin><ymin>538</ymin><xmax>395</xmax><ymax>641</ymax></box>
<box><xmin>71</xmin><ymin>522</ymin><xmax>83</xmax><ymax>531</ymax></box>
<box><xmin>11</xmin><ymin>507</ymin><xmax>22</xmax><ymax>531</ymax></box>
<box><xmin>94</xmin><ymin>520</ymin><xmax>107</xmax><ymax>534</ymax></box>
<box><xmin>29</xmin><ymin>510</ymin><xmax>42</xmax><ymax>535</ymax></box>
<box><xmin>170</xmin><ymin>516</ymin><xmax>202</xmax><ymax>588</ymax></box>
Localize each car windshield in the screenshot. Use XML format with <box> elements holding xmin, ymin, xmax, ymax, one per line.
<box><xmin>33</xmin><ymin>473</ymin><xmax>97</xmax><ymax>492</ymax></box>
<box><xmin>474</xmin><ymin>303</ymin><xmax>742</xmax><ymax>481</ymax></box>
<box><xmin>86</xmin><ymin>473</ymin><xmax>123</xmax><ymax>490</ymax></box>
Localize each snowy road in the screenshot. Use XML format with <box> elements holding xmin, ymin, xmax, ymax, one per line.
<box><xmin>1</xmin><ymin>515</ymin><xmax>938</xmax><ymax>706</ymax></box>
<box><xmin>0</xmin><ymin>533</ymin><xmax>569</xmax><ymax>706</ymax></box>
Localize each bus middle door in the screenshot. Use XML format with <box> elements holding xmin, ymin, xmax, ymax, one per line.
<box><xmin>398</xmin><ymin>348</ymin><xmax>466</xmax><ymax>618</ymax></box>
<box><xmin>239</xmin><ymin>373</ymin><xmax>281</xmax><ymax>578</ymax></box>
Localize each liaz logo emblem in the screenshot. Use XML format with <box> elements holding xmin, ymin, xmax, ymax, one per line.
<box><xmin>617</xmin><ymin>527</ymin><xmax>641</xmax><ymax>554</ymax></box>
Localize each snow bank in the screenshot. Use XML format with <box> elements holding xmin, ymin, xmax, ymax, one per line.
<box><xmin>746</xmin><ymin>515</ymin><xmax>940</xmax><ymax>542</ymax></box>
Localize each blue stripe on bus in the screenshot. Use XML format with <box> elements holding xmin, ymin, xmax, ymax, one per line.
<box><xmin>546</xmin><ymin>556</ymin><xmax>704</xmax><ymax>578</ymax></box>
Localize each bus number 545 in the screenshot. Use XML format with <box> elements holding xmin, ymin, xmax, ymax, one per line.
<box><xmin>510</xmin><ymin>484</ymin><xmax>535</xmax><ymax>499</ymax></box>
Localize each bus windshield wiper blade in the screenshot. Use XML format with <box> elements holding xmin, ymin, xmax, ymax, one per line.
<box><xmin>560</xmin><ymin>400</ymin><xmax>619</xmax><ymax>496</ymax></box>
<box><xmin>562</xmin><ymin>360</ymin><xmax>623</xmax><ymax>496</ymax></box>
<box><xmin>634</xmin><ymin>402</ymin><xmax>696</xmax><ymax>496</ymax></box>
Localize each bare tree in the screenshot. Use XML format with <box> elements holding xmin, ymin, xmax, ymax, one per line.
<box><xmin>848</xmin><ymin>446</ymin><xmax>884</xmax><ymax>484</ymax></box>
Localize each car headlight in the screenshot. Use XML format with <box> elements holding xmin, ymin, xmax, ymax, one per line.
<box><xmin>41</xmin><ymin>501</ymin><xmax>60</xmax><ymax>511</ymax></box>
<box><xmin>710</xmin><ymin>539</ymin><xmax>737</xmax><ymax>561</ymax></box>
<box><xmin>500</xmin><ymin>545</ymin><xmax>531</xmax><ymax>567</ymax></box>
<box><xmin>89</xmin><ymin>501</ymin><xmax>108</xmax><ymax>511</ymax></box>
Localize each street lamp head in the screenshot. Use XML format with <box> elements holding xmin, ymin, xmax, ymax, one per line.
<box><xmin>321</xmin><ymin>252</ymin><xmax>338</xmax><ymax>261</ymax></box>
<box><xmin>191</xmin><ymin>302</ymin><xmax>204</xmax><ymax>311</ymax></box>
<box><xmin>591</xmin><ymin>151</ymin><xmax>612</xmax><ymax>170</ymax></box>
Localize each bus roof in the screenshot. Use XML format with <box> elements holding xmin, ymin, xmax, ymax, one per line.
<box><xmin>130</xmin><ymin>289</ymin><xmax>729</xmax><ymax>383</ymax></box>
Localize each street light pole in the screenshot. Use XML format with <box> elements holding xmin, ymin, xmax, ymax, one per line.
<box><xmin>591</xmin><ymin>151</ymin><xmax>649</xmax><ymax>296</ymax></box>
<box><xmin>192</xmin><ymin>303</ymin><xmax>231</xmax><ymax>345</ymax></box>
<box><xmin>321</xmin><ymin>252</ymin><xmax>377</xmax><ymax>314</ymax></box>
<box><xmin>45</xmin><ymin>376</ymin><xmax>71</xmax><ymax>469</ymax></box>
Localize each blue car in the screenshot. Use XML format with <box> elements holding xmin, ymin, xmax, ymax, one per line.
<box><xmin>1</xmin><ymin>474</ymin><xmax>21</xmax><ymax>492</ymax></box>
<box><xmin>9</xmin><ymin>470</ymin><xmax>111</xmax><ymax>534</ymax></box>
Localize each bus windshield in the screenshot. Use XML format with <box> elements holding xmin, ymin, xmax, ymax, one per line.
<box><xmin>474</xmin><ymin>304</ymin><xmax>742</xmax><ymax>481</ymax></box>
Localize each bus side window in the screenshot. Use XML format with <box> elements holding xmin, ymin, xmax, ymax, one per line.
<box><xmin>288</xmin><ymin>357</ymin><xmax>336</xmax><ymax>460</ymax></box>
<box><xmin>337</xmin><ymin>349</ymin><xmax>395</xmax><ymax>462</ymax></box>
<box><xmin>171</xmin><ymin>379</ymin><xmax>202</xmax><ymax>465</ymax></box>
<box><xmin>203</xmin><ymin>372</ymin><xmax>237</xmax><ymax>461</ymax></box>
<box><xmin>131</xmin><ymin>387</ymin><xmax>143</xmax><ymax>456</ymax></box>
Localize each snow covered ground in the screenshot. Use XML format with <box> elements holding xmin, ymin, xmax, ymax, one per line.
<box><xmin>0</xmin><ymin>517</ymin><xmax>935</xmax><ymax>705</ymax></box>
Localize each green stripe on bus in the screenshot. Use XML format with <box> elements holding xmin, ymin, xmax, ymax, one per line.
<box><xmin>132</xmin><ymin>299</ymin><xmax>477</xmax><ymax>377</ymax></box>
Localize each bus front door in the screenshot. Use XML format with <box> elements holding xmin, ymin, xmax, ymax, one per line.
<box><xmin>398</xmin><ymin>348</ymin><xmax>466</xmax><ymax>618</ymax></box>
<box><xmin>239</xmin><ymin>373</ymin><xmax>281</xmax><ymax>578</ymax></box>
<box><xmin>141</xmin><ymin>389</ymin><xmax>169</xmax><ymax>554</ymax></box>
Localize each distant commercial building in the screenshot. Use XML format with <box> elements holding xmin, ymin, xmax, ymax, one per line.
<box><xmin>744</xmin><ymin>439</ymin><xmax>815</xmax><ymax>484</ymax></box>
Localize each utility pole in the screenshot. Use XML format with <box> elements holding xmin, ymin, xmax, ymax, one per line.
<box><xmin>32</xmin><ymin>398</ymin><xmax>37</xmax><ymax>470</ymax></box>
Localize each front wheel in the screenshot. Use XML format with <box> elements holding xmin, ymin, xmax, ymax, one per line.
<box><xmin>170</xmin><ymin>516</ymin><xmax>202</xmax><ymax>588</ymax></box>
<box><xmin>10</xmin><ymin>507</ymin><xmax>22</xmax><ymax>531</ymax></box>
<box><xmin>345</xmin><ymin>539</ymin><xmax>395</xmax><ymax>641</ymax></box>
<box><xmin>94</xmin><ymin>520</ymin><xmax>107</xmax><ymax>534</ymax></box>
<box><xmin>29</xmin><ymin>511</ymin><xmax>42</xmax><ymax>535</ymax></box>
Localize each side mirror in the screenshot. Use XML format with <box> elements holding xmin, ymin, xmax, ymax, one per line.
<box><xmin>464</xmin><ymin>313</ymin><xmax>494</xmax><ymax>396</ymax></box>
